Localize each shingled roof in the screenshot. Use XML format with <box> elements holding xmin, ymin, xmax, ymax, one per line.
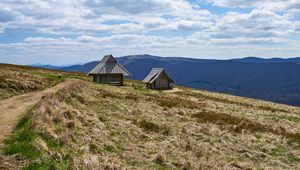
<box><xmin>142</xmin><ymin>68</ymin><xmax>174</xmax><ymax>83</ymax></box>
<box><xmin>88</xmin><ymin>55</ymin><xmax>131</xmax><ymax>76</ymax></box>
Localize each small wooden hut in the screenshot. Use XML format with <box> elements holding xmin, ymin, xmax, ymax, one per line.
<box><xmin>88</xmin><ymin>55</ymin><xmax>131</xmax><ymax>86</ymax></box>
<box><xmin>142</xmin><ymin>68</ymin><xmax>174</xmax><ymax>90</ymax></box>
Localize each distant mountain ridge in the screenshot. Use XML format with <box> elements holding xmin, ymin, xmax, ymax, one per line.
<box><xmin>32</xmin><ymin>55</ymin><xmax>300</xmax><ymax>106</ymax></box>
<box><xmin>231</xmin><ymin>56</ymin><xmax>300</xmax><ymax>63</ymax></box>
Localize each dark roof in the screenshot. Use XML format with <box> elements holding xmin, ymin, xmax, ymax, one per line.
<box><xmin>88</xmin><ymin>55</ymin><xmax>132</xmax><ymax>76</ymax></box>
<box><xmin>142</xmin><ymin>68</ymin><xmax>174</xmax><ymax>83</ymax></box>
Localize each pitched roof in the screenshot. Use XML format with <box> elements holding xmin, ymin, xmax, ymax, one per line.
<box><xmin>88</xmin><ymin>55</ymin><xmax>132</xmax><ymax>76</ymax></box>
<box><xmin>142</xmin><ymin>68</ymin><xmax>174</xmax><ymax>83</ymax></box>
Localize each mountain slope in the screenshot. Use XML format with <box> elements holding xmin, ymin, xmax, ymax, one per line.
<box><xmin>2</xmin><ymin>75</ymin><xmax>300</xmax><ymax>169</ymax></box>
<box><xmin>1</xmin><ymin>65</ymin><xmax>299</xmax><ymax>169</ymax></box>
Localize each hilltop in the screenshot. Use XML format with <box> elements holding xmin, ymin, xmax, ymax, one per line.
<box><xmin>0</xmin><ymin>64</ymin><xmax>85</xmax><ymax>100</ymax></box>
<box><xmin>35</xmin><ymin>55</ymin><xmax>300</xmax><ymax>107</ymax></box>
<box><xmin>0</xmin><ymin>64</ymin><xmax>299</xmax><ymax>169</ymax></box>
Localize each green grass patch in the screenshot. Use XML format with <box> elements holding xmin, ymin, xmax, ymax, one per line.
<box><xmin>40</xmin><ymin>133</ymin><xmax>64</xmax><ymax>150</ymax></box>
<box><xmin>23</xmin><ymin>159</ymin><xmax>69</xmax><ymax>170</ymax></box>
<box><xmin>32</xmin><ymin>72</ymin><xmax>64</xmax><ymax>86</ymax></box>
<box><xmin>104</xmin><ymin>145</ymin><xmax>118</xmax><ymax>153</ymax></box>
<box><xmin>3</xmin><ymin>114</ymin><xmax>40</xmax><ymax>160</ymax></box>
<box><xmin>287</xmin><ymin>154</ymin><xmax>300</xmax><ymax>163</ymax></box>
<box><xmin>275</xmin><ymin>115</ymin><xmax>300</xmax><ymax>123</ymax></box>
<box><xmin>3</xmin><ymin>129</ymin><xmax>40</xmax><ymax>159</ymax></box>
<box><xmin>270</xmin><ymin>146</ymin><xmax>285</xmax><ymax>156</ymax></box>
<box><xmin>64</xmin><ymin>75</ymin><xmax>86</xmax><ymax>80</ymax></box>
<box><xmin>16</xmin><ymin>114</ymin><xmax>32</xmax><ymax>129</ymax></box>
<box><xmin>4</xmin><ymin>109</ymin><xmax>68</xmax><ymax>169</ymax></box>
<box><xmin>32</xmin><ymin>72</ymin><xmax>60</xmax><ymax>79</ymax></box>
<box><xmin>254</xmin><ymin>133</ymin><xmax>262</xmax><ymax>140</ymax></box>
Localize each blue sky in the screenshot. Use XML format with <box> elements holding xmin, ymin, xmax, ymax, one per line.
<box><xmin>0</xmin><ymin>0</ymin><xmax>300</xmax><ymax>65</ymax></box>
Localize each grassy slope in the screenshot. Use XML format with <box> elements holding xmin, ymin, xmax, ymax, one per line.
<box><xmin>1</xmin><ymin>65</ymin><xmax>300</xmax><ymax>169</ymax></box>
<box><xmin>0</xmin><ymin>64</ymin><xmax>85</xmax><ymax>100</ymax></box>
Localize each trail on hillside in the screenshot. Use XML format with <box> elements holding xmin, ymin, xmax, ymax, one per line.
<box><xmin>0</xmin><ymin>79</ymin><xmax>80</xmax><ymax>145</ymax></box>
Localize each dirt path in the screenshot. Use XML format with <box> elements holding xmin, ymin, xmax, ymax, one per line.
<box><xmin>0</xmin><ymin>79</ymin><xmax>80</xmax><ymax>145</ymax></box>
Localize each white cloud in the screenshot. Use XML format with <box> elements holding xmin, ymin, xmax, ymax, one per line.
<box><xmin>0</xmin><ymin>0</ymin><xmax>299</xmax><ymax>64</ymax></box>
<box><xmin>206</xmin><ymin>0</ymin><xmax>300</xmax><ymax>12</ymax></box>
<box><xmin>0</xmin><ymin>0</ymin><xmax>214</xmax><ymax>34</ymax></box>
<box><xmin>196</xmin><ymin>9</ymin><xmax>300</xmax><ymax>46</ymax></box>
<box><xmin>205</xmin><ymin>0</ymin><xmax>261</xmax><ymax>8</ymax></box>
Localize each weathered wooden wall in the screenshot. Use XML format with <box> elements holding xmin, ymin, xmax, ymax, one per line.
<box><xmin>92</xmin><ymin>74</ymin><xmax>123</xmax><ymax>85</ymax></box>
<box><xmin>154</xmin><ymin>74</ymin><xmax>170</xmax><ymax>89</ymax></box>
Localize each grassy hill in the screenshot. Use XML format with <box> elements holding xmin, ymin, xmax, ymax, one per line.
<box><xmin>0</xmin><ymin>64</ymin><xmax>85</xmax><ymax>100</ymax></box>
<box><xmin>1</xmin><ymin>64</ymin><xmax>300</xmax><ymax>169</ymax></box>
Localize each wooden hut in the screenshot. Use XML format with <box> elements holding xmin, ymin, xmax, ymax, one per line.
<box><xmin>88</xmin><ymin>55</ymin><xmax>131</xmax><ymax>86</ymax></box>
<box><xmin>142</xmin><ymin>68</ymin><xmax>174</xmax><ymax>90</ymax></box>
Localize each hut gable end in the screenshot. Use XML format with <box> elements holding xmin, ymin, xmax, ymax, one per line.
<box><xmin>87</xmin><ymin>55</ymin><xmax>132</xmax><ymax>86</ymax></box>
<box><xmin>88</xmin><ymin>55</ymin><xmax>131</xmax><ymax>76</ymax></box>
<box><xmin>142</xmin><ymin>68</ymin><xmax>174</xmax><ymax>90</ymax></box>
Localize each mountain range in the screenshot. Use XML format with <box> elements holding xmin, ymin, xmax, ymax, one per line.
<box><xmin>33</xmin><ymin>55</ymin><xmax>300</xmax><ymax>106</ymax></box>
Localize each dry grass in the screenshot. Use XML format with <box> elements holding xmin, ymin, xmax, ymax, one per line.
<box><xmin>0</xmin><ymin>63</ymin><xmax>86</xmax><ymax>100</ymax></box>
<box><xmin>2</xmin><ymin>65</ymin><xmax>300</xmax><ymax>169</ymax></box>
<box><xmin>192</xmin><ymin>110</ymin><xmax>300</xmax><ymax>144</ymax></box>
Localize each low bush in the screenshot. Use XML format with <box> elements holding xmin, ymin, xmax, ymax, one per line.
<box><xmin>139</xmin><ymin>119</ymin><xmax>171</xmax><ymax>135</ymax></box>
<box><xmin>140</xmin><ymin>119</ymin><xmax>160</xmax><ymax>132</ymax></box>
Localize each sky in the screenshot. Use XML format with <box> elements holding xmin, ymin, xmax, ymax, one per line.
<box><xmin>0</xmin><ymin>0</ymin><xmax>300</xmax><ymax>65</ymax></box>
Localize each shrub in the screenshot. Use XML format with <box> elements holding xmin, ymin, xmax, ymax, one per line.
<box><xmin>140</xmin><ymin>119</ymin><xmax>160</xmax><ymax>132</ymax></box>
<box><xmin>139</xmin><ymin>120</ymin><xmax>171</xmax><ymax>135</ymax></box>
